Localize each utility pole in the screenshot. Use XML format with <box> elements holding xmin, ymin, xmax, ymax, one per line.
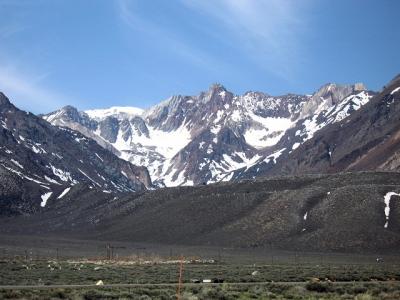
<box><xmin>177</xmin><ymin>256</ymin><xmax>184</xmax><ymax>300</ymax></box>
<box><xmin>106</xmin><ymin>244</ymin><xmax>110</xmax><ymax>260</ymax></box>
<box><xmin>107</xmin><ymin>245</ymin><xmax>126</xmax><ymax>260</ymax></box>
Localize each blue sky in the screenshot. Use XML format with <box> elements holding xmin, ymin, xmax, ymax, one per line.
<box><xmin>0</xmin><ymin>0</ymin><xmax>399</xmax><ymax>114</ymax></box>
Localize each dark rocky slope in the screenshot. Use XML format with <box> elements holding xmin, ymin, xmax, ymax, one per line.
<box><xmin>273</xmin><ymin>75</ymin><xmax>400</xmax><ymax>175</ymax></box>
<box><xmin>2</xmin><ymin>172</ymin><xmax>399</xmax><ymax>252</ymax></box>
<box><xmin>0</xmin><ymin>93</ymin><xmax>152</xmax><ymax>215</ymax></box>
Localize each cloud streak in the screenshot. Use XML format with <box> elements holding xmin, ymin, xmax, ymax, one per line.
<box><xmin>0</xmin><ymin>63</ymin><xmax>69</xmax><ymax>113</ymax></box>
<box><xmin>116</xmin><ymin>0</ymin><xmax>230</xmax><ymax>73</ymax></box>
<box><xmin>181</xmin><ymin>0</ymin><xmax>312</xmax><ymax>80</ymax></box>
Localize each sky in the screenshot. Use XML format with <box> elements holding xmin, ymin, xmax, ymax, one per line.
<box><xmin>0</xmin><ymin>0</ymin><xmax>399</xmax><ymax>114</ymax></box>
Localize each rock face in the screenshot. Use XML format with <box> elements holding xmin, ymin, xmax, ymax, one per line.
<box><xmin>43</xmin><ymin>82</ymin><xmax>372</xmax><ymax>186</ymax></box>
<box><xmin>299</xmin><ymin>83</ymin><xmax>367</xmax><ymax>119</ymax></box>
<box><xmin>0</xmin><ymin>93</ymin><xmax>152</xmax><ymax>215</ymax></box>
<box><xmin>2</xmin><ymin>172</ymin><xmax>400</xmax><ymax>252</ymax></box>
<box><xmin>261</xmin><ymin>75</ymin><xmax>400</xmax><ymax>176</ymax></box>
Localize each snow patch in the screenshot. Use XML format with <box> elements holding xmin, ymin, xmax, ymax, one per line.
<box><xmin>50</xmin><ymin>164</ymin><xmax>77</xmax><ymax>184</ymax></box>
<box><xmin>57</xmin><ymin>187</ymin><xmax>71</xmax><ymax>199</ymax></box>
<box><xmin>95</xmin><ymin>153</ymin><xmax>104</xmax><ymax>162</ymax></box>
<box><xmin>292</xmin><ymin>143</ymin><xmax>300</xmax><ymax>150</ymax></box>
<box><xmin>112</xmin><ymin>120</ymin><xmax>191</xmax><ymax>159</ymax></box>
<box><xmin>85</xmin><ymin>106</ymin><xmax>144</xmax><ymax>120</ymax></box>
<box><xmin>11</xmin><ymin>159</ymin><xmax>24</xmax><ymax>169</ymax></box>
<box><xmin>245</xmin><ymin>114</ymin><xmax>293</xmax><ymax>148</ymax></box>
<box><xmin>78</xmin><ymin>168</ymin><xmax>101</xmax><ymax>187</ymax></box>
<box><xmin>214</xmin><ymin>110</ymin><xmax>224</xmax><ymax>124</ymax></box>
<box><xmin>230</xmin><ymin>110</ymin><xmax>241</xmax><ymax>122</ymax></box>
<box><xmin>383</xmin><ymin>192</ymin><xmax>400</xmax><ymax>228</ymax></box>
<box><xmin>390</xmin><ymin>87</ymin><xmax>400</xmax><ymax>95</ymax></box>
<box><xmin>44</xmin><ymin>176</ymin><xmax>61</xmax><ymax>185</ymax></box>
<box><xmin>40</xmin><ymin>192</ymin><xmax>53</xmax><ymax>207</ymax></box>
<box><xmin>265</xmin><ymin>148</ymin><xmax>286</xmax><ymax>164</ymax></box>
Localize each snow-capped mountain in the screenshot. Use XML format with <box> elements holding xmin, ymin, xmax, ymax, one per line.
<box><xmin>263</xmin><ymin>75</ymin><xmax>400</xmax><ymax>176</ymax></box>
<box><xmin>43</xmin><ymin>82</ymin><xmax>373</xmax><ymax>186</ymax></box>
<box><xmin>0</xmin><ymin>93</ymin><xmax>151</xmax><ymax>215</ymax></box>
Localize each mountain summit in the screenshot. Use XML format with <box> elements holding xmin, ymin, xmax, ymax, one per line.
<box><xmin>43</xmin><ymin>81</ymin><xmax>374</xmax><ymax>187</ymax></box>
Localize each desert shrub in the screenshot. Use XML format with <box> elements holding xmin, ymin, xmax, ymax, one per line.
<box><xmin>50</xmin><ymin>289</ymin><xmax>67</xmax><ymax>299</ymax></box>
<box><xmin>2</xmin><ymin>289</ymin><xmax>23</xmax><ymax>299</ymax></box>
<box><xmin>354</xmin><ymin>294</ymin><xmax>373</xmax><ymax>300</ymax></box>
<box><xmin>352</xmin><ymin>286</ymin><xmax>368</xmax><ymax>294</ymax></box>
<box><xmin>305</xmin><ymin>281</ymin><xmax>329</xmax><ymax>292</ymax></box>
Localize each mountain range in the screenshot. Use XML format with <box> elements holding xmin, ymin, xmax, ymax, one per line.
<box><xmin>42</xmin><ymin>80</ymin><xmax>376</xmax><ymax>187</ymax></box>
<box><xmin>0</xmin><ymin>93</ymin><xmax>151</xmax><ymax>215</ymax></box>
<box><xmin>1</xmin><ymin>74</ymin><xmax>400</xmax><ymax>251</ymax></box>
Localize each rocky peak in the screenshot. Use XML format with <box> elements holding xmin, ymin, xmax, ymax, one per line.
<box><xmin>199</xmin><ymin>83</ymin><xmax>232</xmax><ymax>104</ymax></box>
<box><xmin>208</xmin><ymin>83</ymin><xmax>226</xmax><ymax>93</ymax></box>
<box><xmin>354</xmin><ymin>82</ymin><xmax>366</xmax><ymax>92</ymax></box>
<box><xmin>99</xmin><ymin>116</ymin><xmax>119</xmax><ymax>143</ymax></box>
<box><xmin>315</xmin><ymin>83</ymin><xmax>366</xmax><ymax>103</ymax></box>
<box><xmin>0</xmin><ymin>92</ymin><xmax>11</xmax><ymax>107</ymax></box>
<box><xmin>60</xmin><ymin>105</ymin><xmax>81</xmax><ymax>121</ymax></box>
<box><xmin>243</xmin><ymin>91</ymin><xmax>269</xmax><ymax>98</ymax></box>
<box><xmin>299</xmin><ymin>82</ymin><xmax>367</xmax><ymax>119</ymax></box>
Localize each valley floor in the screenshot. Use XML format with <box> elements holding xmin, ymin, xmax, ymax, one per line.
<box><xmin>1</xmin><ymin>235</ymin><xmax>400</xmax><ymax>299</ymax></box>
<box><xmin>1</xmin><ymin>282</ymin><xmax>400</xmax><ymax>299</ymax></box>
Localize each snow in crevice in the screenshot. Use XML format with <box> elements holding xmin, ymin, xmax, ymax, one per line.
<box><xmin>1</xmin><ymin>163</ymin><xmax>48</xmax><ymax>185</ymax></box>
<box><xmin>44</xmin><ymin>176</ymin><xmax>61</xmax><ymax>185</ymax></box>
<box><xmin>57</xmin><ymin>187</ymin><xmax>71</xmax><ymax>199</ymax></box>
<box><xmin>265</xmin><ymin>148</ymin><xmax>286</xmax><ymax>164</ymax></box>
<box><xmin>244</xmin><ymin>113</ymin><xmax>293</xmax><ymax>149</ymax></box>
<box><xmin>40</xmin><ymin>192</ymin><xmax>53</xmax><ymax>207</ymax></box>
<box><xmin>390</xmin><ymin>87</ymin><xmax>400</xmax><ymax>95</ymax></box>
<box><xmin>112</xmin><ymin>118</ymin><xmax>192</xmax><ymax>161</ymax></box>
<box><xmin>10</xmin><ymin>159</ymin><xmax>24</xmax><ymax>169</ymax></box>
<box><xmin>31</xmin><ymin>144</ymin><xmax>46</xmax><ymax>154</ymax></box>
<box><xmin>213</xmin><ymin>110</ymin><xmax>224</xmax><ymax>124</ymax></box>
<box><xmin>49</xmin><ymin>164</ymin><xmax>77</xmax><ymax>184</ymax></box>
<box><xmin>78</xmin><ymin>168</ymin><xmax>101</xmax><ymax>187</ymax></box>
<box><xmin>95</xmin><ymin>153</ymin><xmax>104</xmax><ymax>162</ymax></box>
<box><xmin>383</xmin><ymin>192</ymin><xmax>400</xmax><ymax>228</ymax></box>
<box><xmin>292</xmin><ymin>142</ymin><xmax>300</xmax><ymax>150</ymax></box>
<box><xmin>1</xmin><ymin>120</ymin><xmax>8</xmax><ymax>129</ymax></box>
<box><xmin>221</xmin><ymin>152</ymin><xmax>262</xmax><ymax>174</ymax></box>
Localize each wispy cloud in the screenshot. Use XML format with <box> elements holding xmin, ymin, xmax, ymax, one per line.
<box><xmin>116</xmin><ymin>0</ymin><xmax>229</xmax><ymax>72</ymax></box>
<box><xmin>0</xmin><ymin>8</ymin><xmax>72</xmax><ymax>113</ymax></box>
<box><xmin>181</xmin><ymin>0</ymin><xmax>312</xmax><ymax>80</ymax></box>
<box><xmin>0</xmin><ymin>62</ymin><xmax>69</xmax><ymax>113</ymax></box>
